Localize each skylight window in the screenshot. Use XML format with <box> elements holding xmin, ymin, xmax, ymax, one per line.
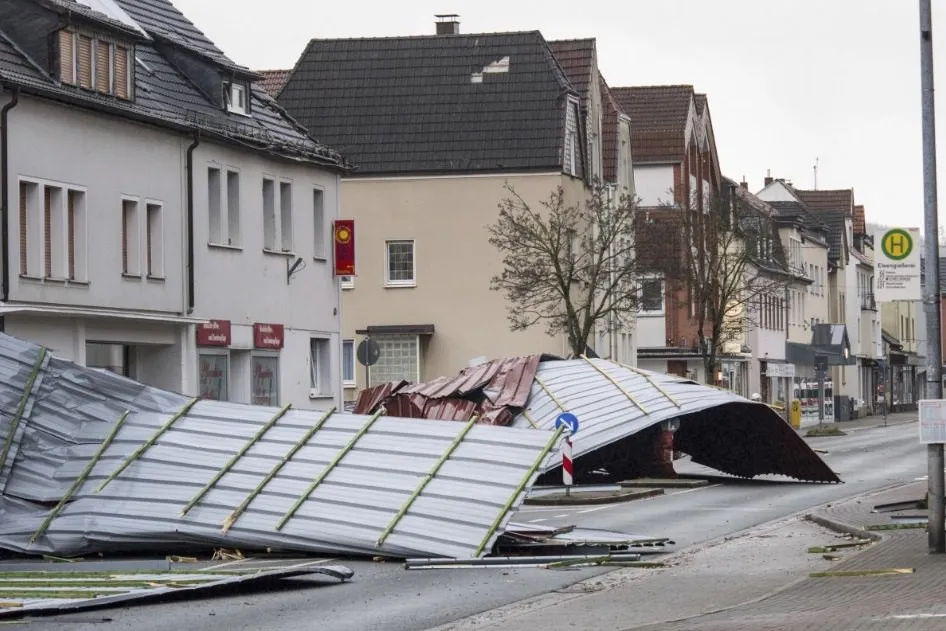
<box><xmin>75</xmin><ymin>0</ymin><xmax>148</xmax><ymax>37</ymax></box>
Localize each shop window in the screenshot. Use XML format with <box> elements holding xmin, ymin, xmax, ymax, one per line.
<box><xmin>252</xmin><ymin>354</ymin><xmax>279</xmax><ymax>406</ymax></box>
<box><xmin>309</xmin><ymin>337</ymin><xmax>332</xmax><ymax>396</ymax></box>
<box><xmin>199</xmin><ymin>353</ymin><xmax>228</xmax><ymax>400</ymax></box>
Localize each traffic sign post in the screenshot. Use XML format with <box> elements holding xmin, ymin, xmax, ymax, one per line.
<box><xmin>555</xmin><ymin>413</ymin><xmax>580</xmax><ymax>496</ymax></box>
<box><xmin>815</xmin><ymin>354</ymin><xmax>828</xmax><ymax>425</ymax></box>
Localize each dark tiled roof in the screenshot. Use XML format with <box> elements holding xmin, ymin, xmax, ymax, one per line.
<box><xmin>695</xmin><ymin>93</ymin><xmax>707</xmax><ymax>114</ymax></box>
<box><xmin>278</xmin><ymin>31</ymin><xmax>574</xmax><ymax>175</ymax></box>
<box><xmin>817</xmin><ymin>210</ymin><xmax>847</xmax><ymax>263</ymax></box>
<box><xmin>258</xmin><ymin>69</ymin><xmax>290</xmax><ymax>98</ymax></box>
<box><xmin>611</xmin><ymin>85</ymin><xmax>693</xmax><ymax>163</ymax></box>
<box><xmin>767</xmin><ymin>200</ymin><xmax>829</xmax><ymax>235</ymax></box>
<box><xmin>547</xmin><ymin>38</ymin><xmax>594</xmax><ymax>99</ymax></box>
<box><xmin>600</xmin><ymin>75</ymin><xmax>623</xmax><ymax>183</ymax></box>
<box><xmin>796</xmin><ymin>189</ymin><xmax>854</xmax><ymax>217</ymax></box>
<box><xmin>0</xmin><ymin>0</ymin><xmax>345</xmax><ymax>169</ymax></box>
<box><xmin>854</xmin><ymin>204</ymin><xmax>866</xmax><ymax>235</ymax></box>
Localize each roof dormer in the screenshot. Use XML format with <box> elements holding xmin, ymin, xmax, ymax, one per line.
<box><xmin>55</xmin><ymin>28</ymin><xmax>135</xmax><ymax>100</ymax></box>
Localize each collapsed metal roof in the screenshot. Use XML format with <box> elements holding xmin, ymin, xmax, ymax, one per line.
<box><xmin>356</xmin><ymin>356</ymin><xmax>840</xmax><ymax>484</ymax></box>
<box><xmin>0</xmin><ymin>334</ymin><xmax>560</xmax><ymax>559</ymax></box>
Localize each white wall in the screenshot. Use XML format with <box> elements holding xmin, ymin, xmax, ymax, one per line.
<box><xmin>633</xmin><ymin>165</ymin><xmax>675</xmax><ymax>206</ymax></box>
<box><xmin>637</xmin><ymin>313</ymin><xmax>665</xmax><ymax>347</ymax></box>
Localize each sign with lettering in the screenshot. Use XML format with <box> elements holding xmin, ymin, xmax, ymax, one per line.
<box><xmin>874</xmin><ymin>226</ymin><xmax>921</xmax><ymax>303</ymax></box>
<box><xmin>253</xmin><ymin>323</ymin><xmax>285</xmax><ymax>349</ymax></box>
<box><xmin>196</xmin><ymin>319</ymin><xmax>231</xmax><ymax>347</ymax></box>
<box><xmin>333</xmin><ymin>219</ymin><xmax>356</xmax><ymax>277</ymax></box>
<box><xmin>765</xmin><ymin>363</ymin><xmax>796</xmax><ymax>378</ymax></box>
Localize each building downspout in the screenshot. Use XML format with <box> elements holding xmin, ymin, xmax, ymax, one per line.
<box><xmin>185</xmin><ymin>131</ymin><xmax>200</xmax><ymax>314</ymax></box>
<box><xmin>0</xmin><ymin>86</ymin><xmax>21</xmax><ymax>332</ymax></box>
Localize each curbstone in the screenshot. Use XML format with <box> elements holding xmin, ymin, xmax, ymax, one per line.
<box><xmin>523</xmin><ymin>488</ymin><xmax>664</xmax><ymax>506</ymax></box>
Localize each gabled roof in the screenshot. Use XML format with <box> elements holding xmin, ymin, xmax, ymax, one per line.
<box><xmin>796</xmin><ymin>189</ymin><xmax>854</xmax><ymax>217</ymax></box>
<box><xmin>277</xmin><ymin>31</ymin><xmax>575</xmax><ymax>176</ymax></box>
<box><xmin>258</xmin><ymin>69</ymin><xmax>290</xmax><ymax>98</ymax></box>
<box><xmin>694</xmin><ymin>93</ymin><xmax>707</xmax><ymax>114</ymax></box>
<box><xmin>0</xmin><ymin>0</ymin><xmax>346</xmax><ymax>169</ymax></box>
<box><xmin>547</xmin><ymin>38</ymin><xmax>595</xmax><ymax>100</ymax></box>
<box><xmin>767</xmin><ymin>200</ymin><xmax>830</xmax><ymax>237</ymax></box>
<box><xmin>854</xmin><ymin>204</ymin><xmax>867</xmax><ymax>235</ymax></box>
<box><xmin>599</xmin><ymin>75</ymin><xmax>626</xmax><ymax>183</ymax></box>
<box><xmin>818</xmin><ymin>210</ymin><xmax>848</xmax><ymax>264</ymax></box>
<box><xmin>611</xmin><ymin>85</ymin><xmax>693</xmax><ymax>164</ymax></box>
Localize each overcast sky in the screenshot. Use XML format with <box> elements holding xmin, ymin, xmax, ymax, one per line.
<box><xmin>172</xmin><ymin>0</ymin><xmax>946</xmax><ymax>232</ymax></box>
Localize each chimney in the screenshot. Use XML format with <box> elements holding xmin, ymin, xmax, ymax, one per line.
<box><xmin>764</xmin><ymin>168</ymin><xmax>773</xmax><ymax>187</ymax></box>
<box><xmin>740</xmin><ymin>178</ymin><xmax>749</xmax><ymax>190</ymax></box>
<box><xmin>435</xmin><ymin>14</ymin><xmax>460</xmax><ymax>35</ymax></box>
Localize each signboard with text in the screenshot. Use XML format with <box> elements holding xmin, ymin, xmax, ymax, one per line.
<box><xmin>253</xmin><ymin>323</ymin><xmax>285</xmax><ymax>349</ymax></box>
<box><xmin>765</xmin><ymin>363</ymin><xmax>796</xmax><ymax>379</ymax></box>
<box><xmin>333</xmin><ymin>219</ymin><xmax>356</xmax><ymax>277</ymax></box>
<box><xmin>874</xmin><ymin>226</ymin><xmax>921</xmax><ymax>303</ymax></box>
<box><xmin>196</xmin><ymin>319</ymin><xmax>231</xmax><ymax>346</ymax></box>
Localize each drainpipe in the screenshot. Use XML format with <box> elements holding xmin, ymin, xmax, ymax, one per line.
<box><xmin>185</xmin><ymin>131</ymin><xmax>200</xmax><ymax>314</ymax></box>
<box><xmin>0</xmin><ymin>86</ymin><xmax>21</xmax><ymax>332</ymax></box>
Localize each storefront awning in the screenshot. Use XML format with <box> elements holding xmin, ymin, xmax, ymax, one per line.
<box><xmin>0</xmin><ymin>304</ymin><xmax>207</xmax><ymax>325</ymax></box>
<box><xmin>356</xmin><ymin>324</ymin><xmax>436</xmax><ymax>336</ymax></box>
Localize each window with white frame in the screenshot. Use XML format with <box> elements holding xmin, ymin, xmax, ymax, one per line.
<box><xmin>563</xmin><ymin>101</ymin><xmax>579</xmax><ymax>177</ymax></box>
<box><xmin>19</xmin><ymin>179</ymin><xmax>87</xmax><ymax>282</ymax></box>
<box><xmin>208</xmin><ymin>166</ymin><xmax>241</xmax><ymax>247</ymax></box>
<box><xmin>385</xmin><ymin>240</ymin><xmax>415</xmax><ymax>286</ymax></box>
<box><xmin>340</xmin><ymin>276</ymin><xmax>354</xmax><ymax>289</ymax></box>
<box><xmin>313</xmin><ymin>188</ymin><xmax>326</xmax><ymax>259</ymax></box>
<box><xmin>369</xmin><ymin>335</ymin><xmax>419</xmax><ymax>386</ymax></box>
<box><xmin>262</xmin><ymin>178</ymin><xmax>294</xmax><ymax>253</ymax></box>
<box><xmin>342</xmin><ymin>339</ymin><xmax>355</xmax><ymax>386</ymax></box>
<box><xmin>224</xmin><ymin>81</ymin><xmax>248</xmax><ymax>116</ymax></box>
<box><xmin>309</xmin><ymin>337</ymin><xmax>332</xmax><ymax>396</ymax></box>
<box><xmin>279</xmin><ymin>181</ymin><xmax>293</xmax><ymax>252</ymax></box>
<box><xmin>145</xmin><ymin>201</ymin><xmax>164</xmax><ymax>278</ymax></box>
<box><xmin>122</xmin><ymin>197</ymin><xmax>140</xmax><ymax>276</ymax></box>
<box><xmin>57</xmin><ymin>29</ymin><xmax>133</xmax><ymax>100</ymax></box>
<box><xmin>639</xmin><ymin>278</ymin><xmax>664</xmax><ymax>313</ymax></box>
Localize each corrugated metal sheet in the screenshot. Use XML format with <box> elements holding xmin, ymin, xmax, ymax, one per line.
<box><xmin>0</xmin><ymin>334</ymin><xmax>561</xmax><ymax>559</ymax></box>
<box><xmin>516</xmin><ymin>358</ymin><xmax>839</xmax><ymax>483</ymax></box>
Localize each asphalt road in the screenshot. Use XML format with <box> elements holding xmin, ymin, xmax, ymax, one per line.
<box><xmin>25</xmin><ymin>421</ymin><xmax>925</xmax><ymax>631</ymax></box>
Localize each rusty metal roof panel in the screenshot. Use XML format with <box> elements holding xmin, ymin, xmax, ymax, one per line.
<box><xmin>0</xmin><ymin>334</ymin><xmax>560</xmax><ymax>559</ymax></box>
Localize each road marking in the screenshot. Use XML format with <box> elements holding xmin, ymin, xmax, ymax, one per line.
<box><xmin>888</xmin><ymin>613</ymin><xmax>946</xmax><ymax>620</ymax></box>
<box><xmin>553</xmin><ymin>514</ymin><xmax>570</xmax><ymax>519</ymax></box>
<box><xmin>528</xmin><ymin>518</ymin><xmax>547</xmax><ymax>523</ymax></box>
<box><xmin>204</xmin><ymin>558</ymin><xmax>253</xmax><ymax>571</ymax></box>
<box><xmin>577</xmin><ymin>505</ymin><xmax>612</xmax><ymax>514</ymax></box>
<box><xmin>692</xmin><ymin>506</ymin><xmax>771</xmax><ymax>512</ymax></box>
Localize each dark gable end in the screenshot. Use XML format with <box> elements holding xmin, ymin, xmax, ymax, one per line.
<box><xmin>611</xmin><ymin>85</ymin><xmax>694</xmax><ymax>164</ymax></box>
<box><xmin>278</xmin><ymin>31</ymin><xmax>576</xmax><ymax>176</ymax></box>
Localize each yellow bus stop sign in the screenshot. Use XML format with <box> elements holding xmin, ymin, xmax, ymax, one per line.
<box><xmin>880</xmin><ymin>228</ymin><xmax>913</xmax><ymax>261</ymax></box>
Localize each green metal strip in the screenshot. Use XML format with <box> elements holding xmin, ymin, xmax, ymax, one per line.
<box><xmin>181</xmin><ymin>403</ymin><xmax>293</xmax><ymax>518</ymax></box>
<box><xmin>0</xmin><ymin>348</ymin><xmax>48</xmax><ymax>476</ymax></box>
<box><xmin>521</xmin><ymin>409</ymin><xmax>539</xmax><ymax>429</ymax></box>
<box><xmin>30</xmin><ymin>411</ymin><xmax>131</xmax><ymax>545</ymax></box>
<box><xmin>275</xmin><ymin>408</ymin><xmax>385</xmax><ymax>531</ymax></box>
<box><xmin>376</xmin><ymin>416</ymin><xmax>478</xmax><ymax>548</ymax></box>
<box><xmin>223</xmin><ymin>406</ymin><xmax>337</xmax><ymax>533</ymax></box>
<box><xmin>534</xmin><ymin>376</ymin><xmax>567</xmax><ymax>412</ymax></box>
<box><xmin>582</xmin><ymin>356</ymin><xmax>648</xmax><ymax>415</ymax></box>
<box><xmin>614</xmin><ymin>361</ymin><xmax>682</xmax><ymax>409</ymax></box>
<box><xmin>472</xmin><ymin>425</ymin><xmax>565</xmax><ymax>557</ymax></box>
<box><xmin>95</xmin><ymin>397</ymin><xmax>199</xmax><ymax>494</ymax></box>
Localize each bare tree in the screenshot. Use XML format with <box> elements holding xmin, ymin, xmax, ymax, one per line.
<box><xmin>487</xmin><ymin>179</ymin><xmax>641</xmax><ymax>357</ymax></box>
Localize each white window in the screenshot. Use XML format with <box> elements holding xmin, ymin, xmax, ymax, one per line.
<box><xmin>385</xmin><ymin>240</ymin><xmax>416</xmax><ymax>286</ymax></box>
<box><xmin>225</xmin><ymin>82</ymin><xmax>248</xmax><ymax>115</ymax></box>
<box><xmin>342</xmin><ymin>339</ymin><xmax>355</xmax><ymax>387</ymax></box>
<box><xmin>121</xmin><ymin>197</ymin><xmax>140</xmax><ymax>276</ymax></box>
<box><xmin>639</xmin><ymin>278</ymin><xmax>664</xmax><ymax>313</ymax></box>
<box><xmin>19</xmin><ymin>179</ymin><xmax>86</xmax><ymax>282</ymax></box>
<box><xmin>309</xmin><ymin>337</ymin><xmax>332</xmax><ymax>396</ymax></box>
<box><xmin>226</xmin><ymin>171</ymin><xmax>240</xmax><ymax>246</ymax></box>
<box><xmin>313</xmin><ymin>188</ymin><xmax>326</xmax><ymax>259</ymax></box>
<box><xmin>563</xmin><ymin>99</ymin><xmax>579</xmax><ymax>177</ymax></box>
<box><xmin>340</xmin><ymin>275</ymin><xmax>354</xmax><ymax>289</ymax></box>
<box><xmin>208</xmin><ymin>166</ymin><xmax>240</xmax><ymax>247</ymax></box>
<box><xmin>262</xmin><ymin>178</ymin><xmax>293</xmax><ymax>253</ymax></box>
<box><xmin>208</xmin><ymin>167</ymin><xmax>222</xmax><ymax>244</ymax></box>
<box><xmin>67</xmin><ymin>189</ymin><xmax>86</xmax><ymax>281</ymax></box>
<box><xmin>280</xmin><ymin>181</ymin><xmax>293</xmax><ymax>251</ymax></box>
<box><xmin>262</xmin><ymin>177</ymin><xmax>276</xmax><ymax>250</ymax></box>
<box><xmin>145</xmin><ymin>201</ymin><xmax>164</xmax><ymax>278</ymax></box>
<box><xmin>369</xmin><ymin>335</ymin><xmax>419</xmax><ymax>386</ymax></box>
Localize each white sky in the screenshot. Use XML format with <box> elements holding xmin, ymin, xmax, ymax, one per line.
<box><xmin>170</xmin><ymin>0</ymin><xmax>946</xmax><ymax>231</ymax></box>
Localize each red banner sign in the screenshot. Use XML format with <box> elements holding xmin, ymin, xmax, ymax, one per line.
<box><xmin>196</xmin><ymin>319</ymin><xmax>231</xmax><ymax>346</ymax></box>
<box><xmin>333</xmin><ymin>219</ymin><xmax>355</xmax><ymax>276</ymax></box>
<box><xmin>254</xmin><ymin>323</ymin><xmax>285</xmax><ymax>349</ymax></box>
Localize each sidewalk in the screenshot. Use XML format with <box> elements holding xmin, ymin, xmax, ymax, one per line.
<box><xmin>631</xmin><ymin>481</ymin><xmax>945</xmax><ymax>631</ymax></box>
<box><xmin>798</xmin><ymin>409</ymin><xmax>917</xmax><ymax>435</ymax></box>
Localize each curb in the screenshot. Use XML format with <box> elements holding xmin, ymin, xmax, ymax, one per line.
<box><xmin>524</xmin><ymin>488</ymin><xmax>664</xmax><ymax>506</ymax></box>
<box><xmin>620</xmin><ymin>479</ymin><xmax>709</xmax><ymax>489</ymax></box>
<box><xmin>805</xmin><ymin>513</ymin><xmax>882</xmax><ymax>542</ymax></box>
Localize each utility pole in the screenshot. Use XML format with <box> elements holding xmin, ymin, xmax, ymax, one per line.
<box><xmin>920</xmin><ymin>0</ymin><xmax>945</xmax><ymax>554</ymax></box>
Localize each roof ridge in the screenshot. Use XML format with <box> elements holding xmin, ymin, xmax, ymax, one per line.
<box><xmin>305</xmin><ymin>29</ymin><xmax>545</xmax><ymax>44</ymax></box>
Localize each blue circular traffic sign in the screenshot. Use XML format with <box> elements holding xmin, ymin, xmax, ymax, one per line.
<box><xmin>555</xmin><ymin>412</ymin><xmax>580</xmax><ymax>435</ymax></box>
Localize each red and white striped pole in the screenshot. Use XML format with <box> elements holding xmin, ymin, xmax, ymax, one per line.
<box><xmin>562</xmin><ymin>435</ymin><xmax>573</xmax><ymax>496</ymax></box>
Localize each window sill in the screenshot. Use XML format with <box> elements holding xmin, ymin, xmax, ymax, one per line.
<box><xmin>20</xmin><ymin>275</ymin><xmax>90</xmax><ymax>287</ymax></box>
<box><xmin>639</xmin><ymin>311</ymin><xmax>665</xmax><ymax>317</ymax></box>
<box><xmin>146</xmin><ymin>275</ymin><xmax>166</xmax><ymax>283</ymax></box>
<box><xmin>209</xmin><ymin>242</ymin><xmax>243</xmax><ymax>251</ymax></box>
<box><xmin>313</xmin><ymin>255</ymin><xmax>328</xmax><ymax>263</ymax></box>
<box><xmin>308</xmin><ymin>390</ymin><xmax>335</xmax><ymax>400</ymax></box>
<box><xmin>343</xmin><ymin>381</ymin><xmax>357</xmax><ymax>389</ymax></box>
<box><xmin>341</xmin><ymin>285</ymin><xmax>355</xmax><ymax>291</ymax></box>
<box><xmin>263</xmin><ymin>248</ymin><xmax>296</xmax><ymax>258</ymax></box>
<box><xmin>122</xmin><ymin>272</ymin><xmax>142</xmax><ymax>280</ymax></box>
<box><xmin>384</xmin><ymin>281</ymin><xmax>417</xmax><ymax>289</ymax></box>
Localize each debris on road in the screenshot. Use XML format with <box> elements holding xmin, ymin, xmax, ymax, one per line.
<box><xmin>355</xmin><ymin>354</ymin><xmax>840</xmax><ymax>484</ymax></box>
<box><xmin>0</xmin><ymin>334</ymin><xmax>563</xmax><ymax>561</ymax></box>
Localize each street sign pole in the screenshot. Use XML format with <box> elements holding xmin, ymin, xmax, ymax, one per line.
<box><xmin>815</xmin><ymin>355</ymin><xmax>828</xmax><ymax>426</ymax></box>
<box><xmin>555</xmin><ymin>413</ymin><xmax>580</xmax><ymax>497</ymax></box>
<box><xmin>920</xmin><ymin>0</ymin><xmax>945</xmax><ymax>554</ymax></box>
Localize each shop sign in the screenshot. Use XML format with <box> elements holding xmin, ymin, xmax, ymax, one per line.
<box><xmin>254</xmin><ymin>323</ymin><xmax>285</xmax><ymax>349</ymax></box>
<box><xmin>333</xmin><ymin>219</ymin><xmax>356</xmax><ymax>276</ymax></box>
<box><xmin>197</xmin><ymin>319</ymin><xmax>231</xmax><ymax>346</ymax></box>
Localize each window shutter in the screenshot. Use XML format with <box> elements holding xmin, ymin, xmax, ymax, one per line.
<box><xmin>19</xmin><ymin>183</ymin><xmax>28</xmax><ymax>275</ymax></box>
<box><xmin>115</xmin><ymin>46</ymin><xmax>129</xmax><ymax>99</ymax></box>
<box><xmin>67</xmin><ymin>191</ymin><xmax>77</xmax><ymax>280</ymax></box>
<box><xmin>59</xmin><ymin>30</ymin><xmax>74</xmax><ymax>84</ymax></box>
<box><xmin>95</xmin><ymin>40</ymin><xmax>111</xmax><ymax>94</ymax></box>
<box><xmin>77</xmin><ymin>35</ymin><xmax>92</xmax><ymax>89</ymax></box>
<box><xmin>43</xmin><ymin>187</ymin><xmax>51</xmax><ymax>277</ymax></box>
<box><xmin>122</xmin><ymin>202</ymin><xmax>129</xmax><ymax>274</ymax></box>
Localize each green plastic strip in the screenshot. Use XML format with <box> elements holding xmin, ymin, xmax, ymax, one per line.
<box><xmin>376</xmin><ymin>416</ymin><xmax>478</xmax><ymax>548</ymax></box>
<box><xmin>30</xmin><ymin>411</ymin><xmax>131</xmax><ymax>545</ymax></box>
<box><xmin>95</xmin><ymin>397</ymin><xmax>199</xmax><ymax>494</ymax></box>
<box><xmin>223</xmin><ymin>406</ymin><xmax>337</xmax><ymax>533</ymax></box>
<box><xmin>0</xmin><ymin>348</ymin><xmax>48</xmax><ymax>476</ymax></box>
<box><xmin>181</xmin><ymin>403</ymin><xmax>293</xmax><ymax>518</ymax></box>
<box><xmin>614</xmin><ymin>361</ymin><xmax>682</xmax><ymax>408</ymax></box>
<box><xmin>472</xmin><ymin>425</ymin><xmax>565</xmax><ymax>557</ymax></box>
<box><xmin>582</xmin><ymin>356</ymin><xmax>648</xmax><ymax>415</ymax></box>
<box><xmin>534</xmin><ymin>376</ymin><xmax>567</xmax><ymax>412</ymax></box>
<box><xmin>276</xmin><ymin>408</ymin><xmax>385</xmax><ymax>531</ymax></box>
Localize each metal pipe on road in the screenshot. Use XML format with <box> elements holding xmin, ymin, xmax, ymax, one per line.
<box><xmin>919</xmin><ymin>0</ymin><xmax>945</xmax><ymax>554</ymax></box>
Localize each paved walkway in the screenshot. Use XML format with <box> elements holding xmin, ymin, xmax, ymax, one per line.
<box><xmin>631</xmin><ymin>480</ymin><xmax>945</xmax><ymax>631</ymax></box>
<box><xmin>797</xmin><ymin>409</ymin><xmax>917</xmax><ymax>435</ymax></box>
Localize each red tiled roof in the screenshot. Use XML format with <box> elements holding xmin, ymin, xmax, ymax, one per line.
<box><xmin>854</xmin><ymin>204</ymin><xmax>866</xmax><ymax>235</ymax></box>
<box><xmin>257</xmin><ymin>69</ymin><xmax>291</xmax><ymax>98</ymax></box>
<box><xmin>795</xmin><ymin>189</ymin><xmax>854</xmax><ymax>217</ymax></box>
<box><xmin>547</xmin><ymin>39</ymin><xmax>595</xmax><ymax>99</ymax></box>
<box><xmin>611</xmin><ymin>85</ymin><xmax>694</xmax><ymax>163</ymax></box>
